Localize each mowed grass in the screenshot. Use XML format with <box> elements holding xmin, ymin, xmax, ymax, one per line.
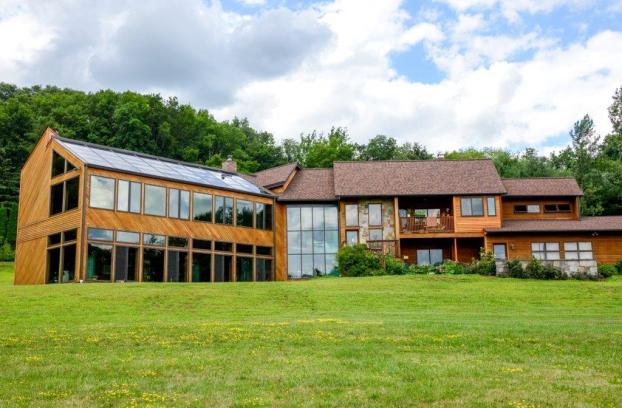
<box><xmin>0</xmin><ymin>262</ymin><xmax>621</xmax><ymax>407</ymax></box>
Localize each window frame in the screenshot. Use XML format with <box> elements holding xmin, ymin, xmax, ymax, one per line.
<box><xmin>460</xmin><ymin>197</ymin><xmax>484</xmax><ymax>217</ymax></box>
<box><xmin>143</xmin><ymin>184</ymin><xmax>167</xmax><ymax>217</ymax></box>
<box><xmin>50</xmin><ymin>176</ymin><xmax>81</xmax><ymax>216</ymax></box>
<box><xmin>235</xmin><ymin>199</ymin><xmax>255</xmax><ymax>228</ymax></box>
<box><xmin>346</xmin><ymin>230</ymin><xmax>359</xmax><ymax>246</ymax></box>
<box><xmin>564</xmin><ymin>241</ymin><xmax>593</xmax><ymax>260</ymax></box>
<box><xmin>345</xmin><ymin>204</ymin><xmax>359</xmax><ymax>227</ymax></box>
<box><xmin>192</xmin><ymin>192</ymin><xmax>213</xmax><ymax>223</ymax></box>
<box><xmin>487</xmin><ymin>197</ymin><xmax>496</xmax><ymax>217</ymax></box>
<box><xmin>368</xmin><ymin>203</ymin><xmax>383</xmax><ymax>227</ymax></box>
<box><xmin>543</xmin><ymin>203</ymin><xmax>572</xmax><ymax>213</ymax></box>
<box><xmin>531</xmin><ymin>242</ymin><xmax>561</xmax><ymax>261</ymax></box>
<box><xmin>116</xmin><ymin>180</ymin><xmax>142</xmax><ymax>214</ymax></box>
<box><xmin>514</xmin><ymin>204</ymin><xmax>541</xmax><ymax>214</ymax></box>
<box><xmin>368</xmin><ymin>228</ymin><xmax>383</xmax><ymax>241</ymax></box>
<box><xmin>89</xmin><ymin>175</ymin><xmax>116</xmax><ymax>210</ymax></box>
<box><xmin>493</xmin><ymin>243</ymin><xmax>507</xmax><ymax>260</ymax></box>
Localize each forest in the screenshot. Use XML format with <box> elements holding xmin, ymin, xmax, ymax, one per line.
<box><xmin>1</xmin><ymin>82</ymin><xmax>621</xmax><ymax>259</ymax></box>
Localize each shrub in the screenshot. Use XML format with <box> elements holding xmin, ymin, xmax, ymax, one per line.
<box><xmin>0</xmin><ymin>242</ymin><xmax>14</xmax><ymax>262</ymax></box>
<box><xmin>614</xmin><ymin>260</ymin><xmax>622</xmax><ymax>275</ymax></box>
<box><xmin>506</xmin><ymin>259</ymin><xmax>525</xmax><ymax>279</ymax></box>
<box><xmin>524</xmin><ymin>257</ymin><xmax>545</xmax><ymax>279</ymax></box>
<box><xmin>336</xmin><ymin>244</ymin><xmax>382</xmax><ymax>277</ymax></box>
<box><xmin>467</xmin><ymin>250</ymin><xmax>496</xmax><ymax>276</ymax></box>
<box><xmin>407</xmin><ymin>264</ymin><xmax>436</xmax><ymax>274</ymax></box>
<box><xmin>384</xmin><ymin>256</ymin><xmax>407</xmax><ymax>275</ymax></box>
<box><xmin>597</xmin><ymin>264</ymin><xmax>617</xmax><ymax>279</ymax></box>
<box><xmin>542</xmin><ymin>263</ymin><xmax>563</xmax><ymax>280</ymax></box>
<box><xmin>441</xmin><ymin>260</ymin><xmax>465</xmax><ymax>275</ymax></box>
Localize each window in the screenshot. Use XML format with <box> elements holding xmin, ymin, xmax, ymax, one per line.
<box><xmin>88</xmin><ymin>228</ymin><xmax>113</xmax><ymax>241</ymax></box>
<box><xmin>256</xmin><ymin>259</ymin><xmax>272</xmax><ymax>281</ymax></box>
<box><xmin>417</xmin><ymin>249</ymin><xmax>443</xmax><ymax>265</ymax></box>
<box><xmin>487</xmin><ymin>197</ymin><xmax>496</xmax><ymax>216</ymax></box>
<box><xmin>214</xmin><ymin>255</ymin><xmax>232</xmax><ymax>282</ymax></box>
<box><xmin>368</xmin><ymin>228</ymin><xmax>383</xmax><ymax>241</ymax></box>
<box><xmin>115</xmin><ymin>246</ymin><xmax>139</xmax><ymax>282</ymax></box>
<box><xmin>167</xmin><ymin>251</ymin><xmax>188</xmax><ymax>282</ymax></box>
<box><xmin>116</xmin><ymin>231</ymin><xmax>140</xmax><ymax>244</ymax></box>
<box><xmin>46</xmin><ymin>229</ymin><xmax>77</xmax><ymax>284</ymax></box>
<box><xmin>143</xmin><ymin>249</ymin><xmax>164</xmax><ymax>282</ymax></box>
<box><xmin>143</xmin><ymin>233</ymin><xmax>165</xmax><ymax>246</ymax></box>
<box><xmin>414</xmin><ymin>209</ymin><xmax>440</xmax><ymax>217</ymax></box>
<box><xmin>63</xmin><ymin>229</ymin><xmax>77</xmax><ymax>242</ymax></box>
<box><xmin>346</xmin><ymin>230</ymin><xmax>358</xmax><ymax>246</ymax></box>
<box><xmin>256</xmin><ymin>203</ymin><xmax>273</xmax><ymax>230</ymax></box>
<box><xmin>345</xmin><ymin>204</ymin><xmax>358</xmax><ymax>226</ymax></box>
<box><xmin>192</xmin><ymin>253</ymin><xmax>211</xmax><ymax>282</ymax></box>
<box><xmin>461</xmin><ymin>197</ymin><xmax>484</xmax><ymax>216</ymax></box>
<box><xmin>287</xmin><ymin>204</ymin><xmax>339</xmax><ymax>279</ymax></box>
<box><xmin>531</xmin><ymin>242</ymin><xmax>560</xmax><ymax>260</ymax></box>
<box><xmin>236</xmin><ymin>256</ymin><xmax>253</xmax><ymax>282</ymax></box>
<box><xmin>168</xmin><ymin>188</ymin><xmax>190</xmax><ymax>219</ymax></box>
<box><xmin>193</xmin><ymin>239</ymin><xmax>212</xmax><ymax>250</ymax></box>
<box><xmin>237</xmin><ymin>244</ymin><xmax>253</xmax><ymax>254</ymax></box>
<box><xmin>50</xmin><ymin>176</ymin><xmax>80</xmax><ymax>215</ymax></box>
<box><xmin>256</xmin><ymin>246</ymin><xmax>272</xmax><ymax>256</ymax></box>
<box><xmin>564</xmin><ymin>242</ymin><xmax>593</xmax><ymax>260</ymax></box>
<box><xmin>144</xmin><ymin>185</ymin><xmax>166</xmax><ymax>216</ymax></box>
<box><xmin>544</xmin><ymin>203</ymin><xmax>572</xmax><ymax>213</ymax></box>
<box><xmin>51</xmin><ymin>151</ymin><xmax>77</xmax><ymax>177</ymax></box>
<box><xmin>168</xmin><ymin>237</ymin><xmax>188</xmax><ymax>248</ymax></box>
<box><xmin>215</xmin><ymin>196</ymin><xmax>233</xmax><ymax>224</ymax></box>
<box><xmin>48</xmin><ymin>233</ymin><xmax>61</xmax><ymax>246</ymax></box>
<box><xmin>493</xmin><ymin>244</ymin><xmax>507</xmax><ymax>260</ymax></box>
<box><xmin>47</xmin><ymin>248</ymin><xmax>60</xmax><ymax>284</ymax></box>
<box><xmin>368</xmin><ymin>204</ymin><xmax>382</xmax><ymax>226</ymax></box>
<box><xmin>117</xmin><ymin>180</ymin><xmax>141</xmax><ymax>213</ymax></box>
<box><xmin>514</xmin><ymin>204</ymin><xmax>540</xmax><ymax>214</ymax></box>
<box><xmin>215</xmin><ymin>241</ymin><xmax>233</xmax><ymax>252</ymax></box>
<box><xmin>90</xmin><ymin>176</ymin><xmax>115</xmax><ymax>210</ymax></box>
<box><xmin>193</xmin><ymin>192</ymin><xmax>213</xmax><ymax>222</ymax></box>
<box><xmin>236</xmin><ymin>200</ymin><xmax>254</xmax><ymax>227</ymax></box>
<box><xmin>87</xmin><ymin>243</ymin><xmax>112</xmax><ymax>281</ymax></box>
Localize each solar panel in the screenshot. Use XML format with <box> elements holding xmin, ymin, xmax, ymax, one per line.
<box><xmin>57</xmin><ymin>139</ymin><xmax>264</xmax><ymax>195</ymax></box>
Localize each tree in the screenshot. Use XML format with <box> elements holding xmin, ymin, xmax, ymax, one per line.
<box><xmin>609</xmin><ymin>84</ymin><xmax>622</xmax><ymax>134</ymax></box>
<box><xmin>305</xmin><ymin>127</ymin><xmax>355</xmax><ymax>167</ymax></box>
<box><xmin>362</xmin><ymin>135</ymin><xmax>398</xmax><ymax>160</ymax></box>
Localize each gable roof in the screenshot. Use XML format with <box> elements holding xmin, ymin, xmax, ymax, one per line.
<box><xmin>278</xmin><ymin>168</ymin><xmax>336</xmax><ymax>201</ymax></box>
<box><xmin>486</xmin><ymin>216</ymin><xmax>622</xmax><ymax>233</ymax></box>
<box><xmin>254</xmin><ymin>163</ymin><xmax>299</xmax><ymax>188</ymax></box>
<box><xmin>502</xmin><ymin>178</ymin><xmax>583</xmax><ymax>197</ymax></box>
<box><xmin>54</xmin><ymin>135</ymin><xmax>273</xmax><ymax>197</ymax></box>
<box><xmin>332</xmin><ymin>160</ymin><xmax>506</xmax><ymax>197</ymax></box>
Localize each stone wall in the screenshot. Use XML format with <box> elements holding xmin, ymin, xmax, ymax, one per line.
<box><xmin>495</xmin><ymin>259</ymin><xmax>598</xmax><ymax>276</ymax></box>
<box><xmin>355</xmin><ymin>199</ymin><xmax>396</xmax><ymax>244</ymax></box>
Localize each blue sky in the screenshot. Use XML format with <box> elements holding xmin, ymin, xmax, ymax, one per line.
<box><xmin>1</xmin><ymin>0</ymin><xmax>621</xmax><ymax>152</ymax></box>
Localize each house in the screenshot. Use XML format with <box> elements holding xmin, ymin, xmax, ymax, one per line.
<box><xmin>14</xmin><ymin>128</ymin><xmax>622</xmax><ymax>284</ymax></box>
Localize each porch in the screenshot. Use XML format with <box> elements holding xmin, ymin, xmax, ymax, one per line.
<box><xmin>398</xmin><ymin>196</ymin><xmax>454</xmax><ymax>234</ymax></box>
<box><xmin>399</xmin><ymin>237</ymin><xmax>483</xmax><ymax>265</ymax></box>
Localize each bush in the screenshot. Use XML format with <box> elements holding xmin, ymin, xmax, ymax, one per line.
<box><xmin>524</xmin><ymin>257</ymin><xmax>545</xmax><ymax>279</ymax></box>
<box><xmin>467</xmin><ymin>250</ymin><xmax>496</xmax><ymax>276</ymax></box>
<box><xmin>336</xmin><ymin>244</ymin><xmax>382</xmax><ymax>277</ymax></box>
<box><xmin>407</xmin><ymin>264</ymin><xmax>436</xmax><ymax>274</ymax></box>
<box><xmin>597</xmin><ymin>264</ymin><xmax>617</xmax><ymax>279</ymax></box>
<box><xmin>542</xmin><ymin>263</ymin><xmax>563</xmax><ymax>280</ymax></box>
<box><xmin>0</xmin><ymin>241</ymin><xmax>14</xmax><ymax>262</ymax></box>
<box><xmin>384</xmin><ymin>256</ymin><xmax>407</xmax><ymax>275</ymax></box>
<box><xmin>440</xmin><ymin>260</ymin><xmax>465</xmax><ymax>275</ymax></box>
<box><xmin>506</xmin><ymin>259</ymin><xmax>525</xmax><ymax>279</ymax></box>
<box><xmin>615</xmin><ymin>260</ymin><xmax>622</xmax><ymax>275</ymax></box>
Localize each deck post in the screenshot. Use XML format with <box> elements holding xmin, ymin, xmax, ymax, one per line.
<box><xmin>393</xmin><ymin>197</ymin><xmax>401</xmax><ymax>258</ymax></box>
<box><xmin>453</xmin><ymin>238</ymin><xmax>458</xmax><ymax>262</ymax></box>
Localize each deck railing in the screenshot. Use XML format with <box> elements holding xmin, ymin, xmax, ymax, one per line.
<box><xmin>366</xmin><ymin>239</ymin><xmax>399</xmax><ymax>258</ymax></box>
<box><xmin>399</xmin><ymin>215</ymin><xmax>454</xmax><ymax>233</ymax></box>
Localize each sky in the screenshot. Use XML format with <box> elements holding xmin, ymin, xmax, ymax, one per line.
<box><xmin>1</xmin><ymin>0</ymin><xmax>621</xmax><ymax>153</ymax></box>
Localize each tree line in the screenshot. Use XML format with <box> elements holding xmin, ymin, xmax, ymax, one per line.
<box><xmin>1</xmin><ymin>82</ymin><xmax>621</xmax><ymax>256</ymax></box>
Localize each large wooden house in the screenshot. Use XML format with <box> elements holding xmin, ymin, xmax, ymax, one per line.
<box><xmin>14</xmin><ymin>129</ymin><xmax>622</xmax><ymax>284</ymax></box>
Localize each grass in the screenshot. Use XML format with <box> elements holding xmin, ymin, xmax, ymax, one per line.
<box><xmin>0</xmin><ymin>262</ymin><xmax>621</xmax><ymax>407</ymax></box>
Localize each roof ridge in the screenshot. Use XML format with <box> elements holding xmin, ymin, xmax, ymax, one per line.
<box><xmin>334</xmin><ymin>158</ymin><xmax>494</xmax><ymax>163</ymax></box>
<box><xmin>502</xmin><ymin>177</ymin><xmax>576</xmax><ymax>180</ymax></box>
<box><xmin>254</xmin><ymin>162</ymin><xmax>300</xmax><ymax>174</ymax></box>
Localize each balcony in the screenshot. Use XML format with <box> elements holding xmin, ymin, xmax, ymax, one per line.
<box><xmin>400</xmin><ymin>215</ymin><xmax>455</xmax><ymax>234</ymax></box>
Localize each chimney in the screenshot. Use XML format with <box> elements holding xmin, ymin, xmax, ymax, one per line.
<box><xmin>436</xmin><ymin>152</ymin><xmax>445</xmax><ymax>160</ymax></box>
<box><xmin>222</xmin><ymin>156</ymin><xmax>237</xmax><ymax>173</ymax></box>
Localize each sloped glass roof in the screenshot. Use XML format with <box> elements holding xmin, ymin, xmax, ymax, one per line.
<box><xmin>56</xmin><ymin>138</ymin><xmax>265</xmax><ymax>195</ymax></box>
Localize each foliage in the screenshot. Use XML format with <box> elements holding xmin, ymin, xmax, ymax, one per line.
<box><xmin>598</xmin><ymin>264</ymin><xmax>617</xmax><ymax>279</ymax></box>
<box><xmin>439</xmin><ymin>260</ymin><xmax>465</xmax><ymax>275</ymax></box>
<box><xmin>616</xmin><ymin>260</ymin><xmax>622</xmax><ymax>275</ymax></box>
<box><xmin>336</xmin><ymin>244</ymin><xmax>382</xmax><ymax>277</ymax></box>
<box><xmin>466</xmin><ymin>250</ymin><xmax>496</xmax><ymax>276</ymax></box>
<box><xmin>383</xmin><ymin>255</ymin><xmax>407</xmax><ymax>275</ymax></box>
<box><xmin>0</xmin><ymin>242</ymin><xmax>14</xmax><ymax>261</ymax></box>
<box><xmin>525</xmin><ymin>257</ymin><xmax>545</xmax><ymax>280</ymax></box>
<box><xmin>506</xmin><ymin>259</ymin><xmax>525</xmax><ymax>279</ymax></box>
<box><xmin>407</xmin><ymin>263</ymin><xmax>437</xmax><ymax>274</ymax></box>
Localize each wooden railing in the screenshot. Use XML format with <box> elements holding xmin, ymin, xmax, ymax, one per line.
<box><xmin>367</xmin><ymin>240</ymin><xmax>399</xmax><ymax>258</ymax></box>
<box><xmin>399</xmin><ymin>215</ymin><xmax>454</xmax><ymax>233</ymax></box>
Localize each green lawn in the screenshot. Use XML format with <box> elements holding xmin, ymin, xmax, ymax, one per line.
<box><xmin>1</xmin><ymin>262</ymin><xmax>621</xmax><ymax>407</ymax></box>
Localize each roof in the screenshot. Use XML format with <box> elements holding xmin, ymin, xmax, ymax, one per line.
<box><xmin>254</xmin><ymin>163</ymin><xmax>299</xmax><ymax>188</ymax></box>
<box><xmin>277</xmin><ymin>168</ymin><xmax>336</xmax><ymax>201</ymax></box>
<box><xmin>502</xmin><ymin>178</ymin><xmax>583</xmax><ymax>197</ymax></box>
<box><xmin>332</xmin><ymin>160</ymin><xmax>506</xmax><ymax>197</ymax></box>
<box><xmin>486</xmin><ymin>216</ymin><xmax>622</xmax><ymax>234</ymax></box>
<box><xmin>54</xmin><ymin>136</ymin><xmax>272</xmax><ymax>197</ymax></box>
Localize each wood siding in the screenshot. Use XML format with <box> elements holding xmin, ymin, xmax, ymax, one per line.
<box><xmin>453</xmin><ymin>195</ymin><xmax>502</xmax><ymax>233</ymax></box>
<box><xmin>486</xmin><ymin>233</ymin><xmax>622</xmax><ymax>264</ymax></box>
<box><xmin>274</xmin><ymin>203</ymin><xmax>287</xmax><ymax>280</ymax></box>
<box><xmin>501</xmin><ymin>197</ymin><xmax>578</xmax><ymax>220</ymax></box>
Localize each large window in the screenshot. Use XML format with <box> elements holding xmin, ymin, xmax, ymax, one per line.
<box><xmin>115</xmin><ymin>246</ymin><xmax>139</xmax><ymax>282</ymax></box>
<box><xmin>193</xmin><ymin>192</ymin><xmax>213</xmax><ymax>222</ymax></box>
<box><xmin>144</xmin><ymin>185</ymin><xmax>166</xmax><ymax>216</ymax></box>
<box><xmin>117</xmin><ymin>180</ymin><xmax>141</xmax><ymax>213</ymax></box>
<box><xmin>564</xmin><ymin>242</ymin><xmax>593</xmax><ymax>260</ymax></box>
<box><xmin>168</xmin><ymin>188</ymin><xmax>190</xmax><ymax>219</ymax></box>
<box><xmin>256</xmin><ymin>203</ymin><xmax>273</xmax><ymax>230</ymax></box>
<box><xmin>417</xmin><ymin>249</ymin><xmax>443</xmax><ymax>265</ymax></box>
<box><xmin>46</xmin><ymin>228</ymin><xmax>78</xmax><ymax>284</ymax></box>
<box><xmin>87</xmin><ymin>243</ymin><xmax>112</xmax><ymax>281</ymax></box>
<box><xmin>236</xmin><ymin>199</ymin><xmax>254</xmax><ymax>227</ymax></box>
<box><xmin>214</xmin><ymin>255</ymin><xmax>232</xmax><ymax>282</ymax></box>
<box><xmin>167</xmin><ymin>251</ymin><xmax>188</xmax><ymax>282</ymax></box>
<box><xmin>345</xmin><ymin>204</ymin><xmax>358</xmax><ymax>227</ymax></box>
<box><xmin>287</xmin><ymin>205</ymin><xmax>338</xmax><ymax>279</ymax></box>
<box><xmin>90</xmin><ymin>176</ymin><xmax>115</xmax><ymax>210</ymax></box>
<box><xmin>50</xmin><ymin>176</ymin><xmax>80</xmax><ymax>215</ymax></box>
<box><xmin>531</xmin><ymin>242</ymin><xmax>560</xmax><ymax>260</ymax></box>
<box><xmin>192</xmin><ymin>253</ymin><xmax>212</xmax><ymax>282</ymax></box>
<box><xmin>256</xmin><ymin>259</ymin><xmax>272</xmax><ymax>281</ymax></box>
<box><xmin>236</xmin><ymin>256</ymin><xmax>253</xmax><ymax>282</ymax></box>
<box><xmin>368</xmin><ymin>204</ymin><xmax>382</xmax><ymax>226</ymax></box>
<box><xmin>215</xmin><ymin>196</ymin><xmax>233</xmax><ymax>224</ymax></box>
<box><xmin>51</xmin><ymin>151</ymin><xmax>76</xmax><ymax>177</ymax></box>
<box><xmin>143</xmin><ymin>248</ymin><xmax>165</xmax><ymax>282</ymax></box>
<box><xmin>460</xmin><ymin>197</ymin><xmax>484</xmax><ymax>217</ymax></box>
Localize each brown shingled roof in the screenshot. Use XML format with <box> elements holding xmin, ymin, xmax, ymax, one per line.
<box><xmin>486</xmin><ymin>216</ymin><xmax>622</xmax><ymax>234</ymax></box>
<box><xmin>278</xmin><ymin>168</ymin><xmax>336</xmax><ymax>201</ymax></box>
<box><xmin>502</xmin><ymin>177</ymin><xmax>583</xmax><ymax>197</ymax></box>
<box><xmin>333</xmin><ymin>160</ymin><xmax>506</xmax><ymax>197</ymax></box>
<box><xmin>254</xmin><ymin>163</ymin><xmax>299</xmax><ymax>188</ymax></box>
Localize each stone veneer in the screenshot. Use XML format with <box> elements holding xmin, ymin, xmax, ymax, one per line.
<box><xmin>353</xmin><ymin>199</ymin><xmax>396</xmax><ymax>244</ymax></box>
<box><xmin>495</xmin><ymin>259</ymin><xmax>598</xmax><ymax>276</ymax></box>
